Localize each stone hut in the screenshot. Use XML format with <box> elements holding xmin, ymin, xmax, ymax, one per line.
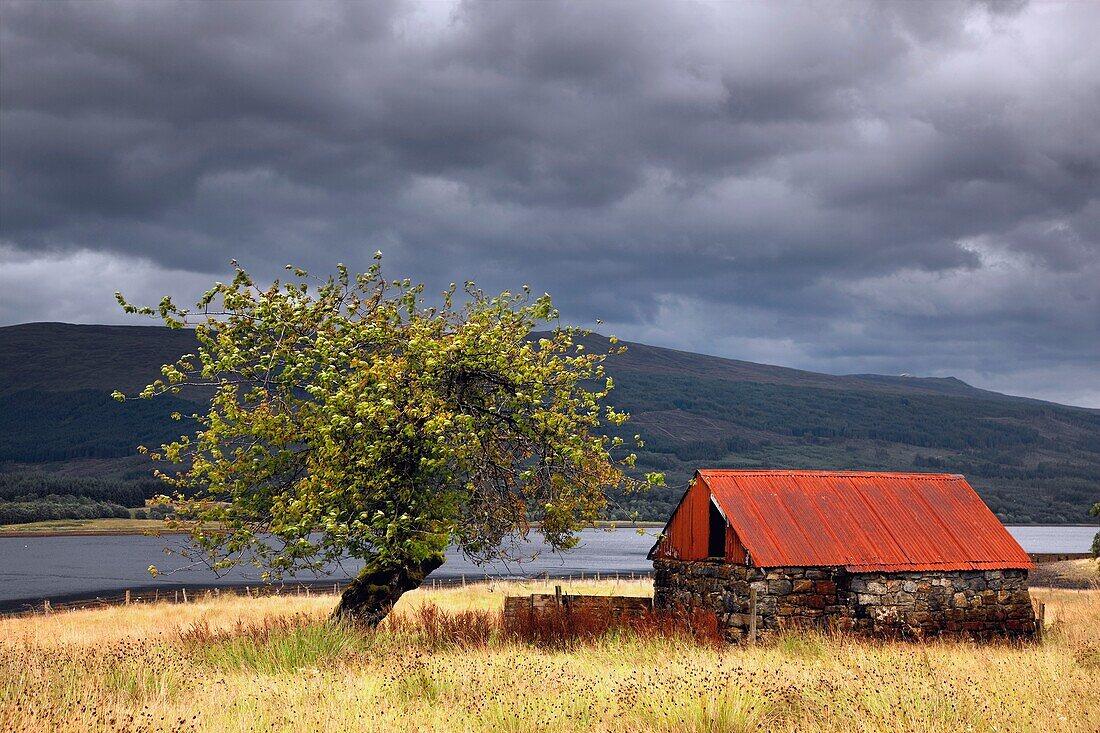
<box><xmin>650</xmin><ymin>470</ymin><xmax>1036</xmax><ymax>640</ymax></box>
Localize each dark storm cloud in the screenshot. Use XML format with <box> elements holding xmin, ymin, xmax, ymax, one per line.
<box><xmin>1</xmin><ymin>0</ymin><xmax>1098</xmax><ymax>405</ymax></box>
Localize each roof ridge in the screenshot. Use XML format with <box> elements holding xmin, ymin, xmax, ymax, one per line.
<box><xmin>697</xmin><ymin>469</ymin><xmax>963</xmax><ymax>479</ymax></box>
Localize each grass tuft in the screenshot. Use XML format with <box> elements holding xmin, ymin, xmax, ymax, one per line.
<box><xmin>178</xmin><ymin>615</ymin><xmax>366</xmax><ymax>673</ymax></box>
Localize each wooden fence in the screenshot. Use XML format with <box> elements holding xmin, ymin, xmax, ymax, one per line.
<box><xmin>1029</xmin><ymin>552</ymin><xmax>1091</xmax><ymax>564</ymax></box>
<box><xmin>503</xmin><ymin>585</ymin><xmax>652</xmax><ymax>627</ymax></box>
<box><xmin>4</xmin><ymin>582</ymin><xmax>346</xmax><ymax>618</ymax></box>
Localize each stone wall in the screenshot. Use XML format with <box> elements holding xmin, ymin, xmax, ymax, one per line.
<box><xmin>652</xmin><ymin>559</ymin><xmax>1035</xmax><ymax>640</ymax></box>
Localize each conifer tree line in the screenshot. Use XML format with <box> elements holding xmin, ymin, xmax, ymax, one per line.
<box><xmin>0</xmin><ymin>474</ymin><xmax>168</xmax><ymax>525</ymax></box>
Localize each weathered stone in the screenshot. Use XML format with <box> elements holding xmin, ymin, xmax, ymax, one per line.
<box><xmin>653</xmin><ymin>559</ymin><xmax>1034</xmax><ymax>640</ymax></box>
<box><xmin>767</xmin><ymin>579</ymin><xmax>792</xmax><ymax>594</ymax></box>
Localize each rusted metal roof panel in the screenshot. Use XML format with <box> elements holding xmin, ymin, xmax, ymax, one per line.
<box><xmin>698</xmin><ymin>470</ymin><xmax>1033</xmax><ymax>571</ymax></box>
<box><xmin>650</xmin><ymin>476</ymin><xmax>712</xmax><ymax>561</ymax></box>
<box><xmin>725</xmin><ymin>524</ymin><xmax>746</xmax><ymax>564</ymax></box>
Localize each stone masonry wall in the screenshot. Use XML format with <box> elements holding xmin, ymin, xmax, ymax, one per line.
<box><xmin>652</xmin><ymin>559</ymin><xmax>1035</xmax><ymax>640</ymax></box>
<box><xmin>848</xmin><ymin>570</ymin><xmax>1035</xmax><ymax>638</ymax></box>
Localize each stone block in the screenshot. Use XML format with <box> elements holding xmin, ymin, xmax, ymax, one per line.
<box><xmin>767</xmin><ymin>579</ymin><xmax>792</xmax><ymax>594</ymax></box>
<box><xmin>907</xmin><ymin>611</ymin><xmax>932</xmax><ymax>625</ymax></box>
<box><xmin>725</xmin><ymin>613</ymin><xmax>753</xmax><ymax>627</ymax></box>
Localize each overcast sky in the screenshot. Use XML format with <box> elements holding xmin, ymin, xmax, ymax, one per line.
<box><xmin>1</xmin><ymin>1</ymin><xmax>1098</xmax><ymax>406</ymax></box>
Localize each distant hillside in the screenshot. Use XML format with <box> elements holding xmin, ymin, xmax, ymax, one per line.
<box><xmin>0</xmin><ymin>323</ymin><xmax>200</xmax><ymax>397</ymax></box>
<box><xmin>2</xmin><ymin>322</ymin><xmax>1098</xmax><ymax>524</ymax></box>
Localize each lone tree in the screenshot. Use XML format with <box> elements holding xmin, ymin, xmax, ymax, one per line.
<box><xmin>116</xmin><ymin>256</ymin><xmax>660</xmax><ymax>624</ymax></box>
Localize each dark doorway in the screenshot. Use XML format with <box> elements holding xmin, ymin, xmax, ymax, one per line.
<box><xmin>708</xmin><ymin>499</ymin><xmax>725</xmax><ymax>558</ymax></box>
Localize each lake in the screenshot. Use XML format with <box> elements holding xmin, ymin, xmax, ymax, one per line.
<box><xmin>0</xmin><ymin>525</ymin><xmax>1094</xmax><ymax>611</ymax></box>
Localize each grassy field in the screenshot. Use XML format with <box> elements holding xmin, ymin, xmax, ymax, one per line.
<box><xmin>1030</xmin><ymin>558</ymin><xmax>1100</xmax><ymax>589</ymax></box>
<box><xmin>2</xmin><ymin>579</ymin><xmax>1097</xmax><ymax>733</ymax></box>
<box><xmin>0</xmin><ymin>517</ymin><xmax>181</xmax><ymax>536</ymax></box>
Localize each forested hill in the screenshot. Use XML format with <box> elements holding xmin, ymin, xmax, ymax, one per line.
<box><xmin>2</xmin><ymin>322</ymin><xmax>1098</xmax><ymax>524</ymax></box>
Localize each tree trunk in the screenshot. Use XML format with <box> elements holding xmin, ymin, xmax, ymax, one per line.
<box><xmin>331</xmin><ymin>554</ymin><xmax>444</xmax><ymax>626</ymax></box>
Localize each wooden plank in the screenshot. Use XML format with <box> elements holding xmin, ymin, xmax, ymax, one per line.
<box><xmin>749</xmin><ymin>587</ymin><xmax>758</xmax><ymax>644</ymax></box>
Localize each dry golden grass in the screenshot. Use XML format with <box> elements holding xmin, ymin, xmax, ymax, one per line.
<box><xmin>0</xmin><ymin>518</ymin><xmax>172</xmax><ymax>535</ymax></box>
<box><xmin>1030</xmin><ymin>558</ymin><xmax>1100</xmax><ymax>589</ymax></box>
<box><xmin>2</xmin><ymin>580</ymin><xmax>1097</xmax><ymax>733</ymax></box>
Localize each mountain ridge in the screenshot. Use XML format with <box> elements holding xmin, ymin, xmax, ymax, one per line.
<box><xmin>2</xmin><ymin>322</ymin><xmax>1098</xmax><ymax>524</ymax></box>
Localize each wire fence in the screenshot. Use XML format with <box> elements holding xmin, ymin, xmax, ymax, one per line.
<box><xmin>2</xmin><ymin>569</ymin><xmax>655</xmax><ymax>618</ymax></box>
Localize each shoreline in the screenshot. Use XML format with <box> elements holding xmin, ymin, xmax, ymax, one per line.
<box><xmin>0</xmin><ymin>518</ymin><xmax>668</xmax><ymax>537</ymax></box>
<box><xmin>0</xmin><ymin>568</ymin><xmax>654</xmax><ymax>616</ymax></box>
<box><xmin>0</xmin><ymin>527</ymin><xmax>193</xmax><ymax>538</ymax></box>
<box><xmin>1</xmin><ymin>520</ymin><xmax>1091</xmax><ymax>538</ymax></box>
<box><xmin>2</xmin><ymin>564</ymin><xmax>1095</xmax><ymax>618</ymax></box>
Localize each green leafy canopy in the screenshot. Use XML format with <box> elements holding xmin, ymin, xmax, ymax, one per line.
<box><xmin>116</xmin><ymin>256</ymin><xmax>662</xmax><ymax>580</ymax></box>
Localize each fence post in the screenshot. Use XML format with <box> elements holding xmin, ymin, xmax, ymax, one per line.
<box><xmin>749</xmin><ymin>588</ymin><xmax>758</xmax><ymax>645</ymax></box>
<box><xmin>125</xmin><ymin>590</ymin><xmax>131</xmax><ymax>606</ymax></box>
<box><xmin>182</xmin><ymin>588</ymin><xmax>188</xmax><ymax>604</ymax></box>
<box><xmin>555</xmin><ymin>585</ymin><xmax>562</xmax><ymax>608</ymax></box>
<box><xmin>43</xmin><ymin>599</ymin><xmax>51</xmax><ymax>615</ymax></box>
<box><xmin>1035</xmin><ymin>599</ymin><xmax>1046</xmax><ymax>641</ymax></box>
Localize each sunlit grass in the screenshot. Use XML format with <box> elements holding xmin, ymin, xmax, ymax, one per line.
<box><xmin>2</xmin><ymin>582</ymin><xmax>1097</xmax><ymax>732</ymax></box>
<box><xmin>0</xmin><ymin>517</ymin><xmax>172</xmax><ymax>535</ymax></box>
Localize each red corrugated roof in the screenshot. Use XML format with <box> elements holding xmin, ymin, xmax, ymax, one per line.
<box><xmin>696</xmin><ymin>470</ymin><xmax>1033</xmax><ymax>571</ymax></box>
